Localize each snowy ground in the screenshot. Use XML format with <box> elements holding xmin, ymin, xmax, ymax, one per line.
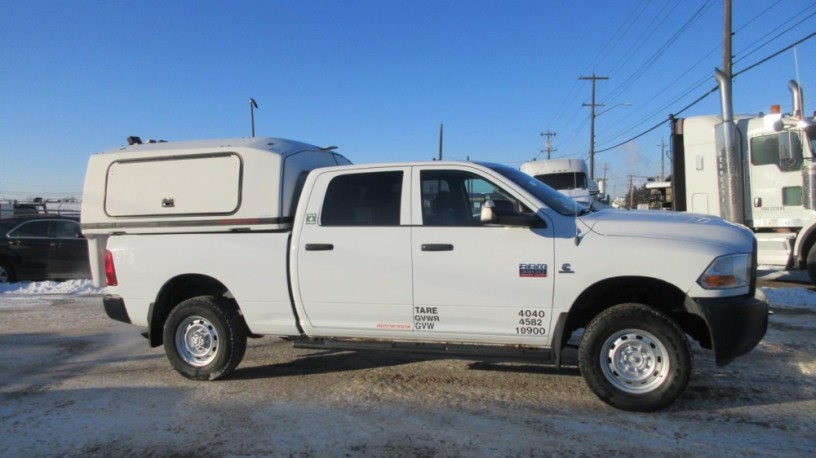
<box><xmin>1</xmin><ymin>277</ymin><xmax>814</xmax><ymax>456</ymax></box>
<box><xmin>0</xmin><ymin>279</ymin><xmax>103</xmax><ymax>296</ymax></box>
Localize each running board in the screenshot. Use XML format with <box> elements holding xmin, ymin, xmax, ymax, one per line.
<box><xmin>292</xmin><ymin>338</ymin><xmax>555</xmax><ymax>362</ymax></box>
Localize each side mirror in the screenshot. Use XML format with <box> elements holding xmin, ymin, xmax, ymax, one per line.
<box><xmin>480</xmin><ymin>199</ymin><xmax>544</xmax><ymax>228</ymax></box>
<box><xmin>480</xmin><ymin>199</ymin><xmax>498</xmax><ymax>224</ymax></box>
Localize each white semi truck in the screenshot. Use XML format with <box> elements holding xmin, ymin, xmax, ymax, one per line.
<box><xmin>671</xmin><ymin>75</ymin><xmax>816</xmax><ymax>283</ymax></box>
<box><xmin>81</xmin><ymin>136</ymin><xmax>768</xmax><ymax>412</ymax></box>
<box><xmin>519</xmin><ymin>159</ymin><xmax>600</xmax><ymax>206</ymax></box>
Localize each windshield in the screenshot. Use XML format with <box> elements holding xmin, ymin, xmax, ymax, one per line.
<box><xmin>534</xmin><ymin>172</ymin><xmax>588</xmax><ymax>190</ymax></box>
<box><xmin>807</xmin><ymin>125</ymin><xmax>816</xmax><ymax>157</ymax></box>
<box><xmin>481</xmin><ymin>162</ymin><xmax>587</xmax><ymax>216</ymax></box>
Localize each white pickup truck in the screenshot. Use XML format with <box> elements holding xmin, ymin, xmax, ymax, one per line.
<box><xmin>81</xmin><ymin>136</ymin><xmax>768</xmax><ymax>412</ymax></box>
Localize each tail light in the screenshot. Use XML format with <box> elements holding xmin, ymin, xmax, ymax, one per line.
<box><xmin>105</xmin><ymin>250</ymin><xmax>118</xmax><ymax>286</ymax></box>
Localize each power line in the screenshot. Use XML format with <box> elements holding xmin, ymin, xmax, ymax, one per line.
<box><xmin>546</xmin><ymin>2</ymin><xmax>813</xmax><ymax>161</ymax></box>
<box><xmin>594</xmin><ymin>31</ymin><xmax>816</xmax><ymax>155</ymax></box>
<box><xmin>734</xmin><ymin>30</ymin><xmax>816</xmax><ymax>78</ymax></box>
<box><xmin>733</xmin><ymin>3</ymin><xmax>816</xmax><ymax>65</ymax></box>
<box><xmin>604</xmin><ymin>0</ymin><xmax>715</xmax><ymax>103</ymax></box>
<box><xmin>599</xmin><ymin>0</ymin><xmax>793</xmax><ymax>145</ymax></box>
<box><xmin>597</xmin><ymin>5</ymin><xmax>813</xmax><ymax>150</ymax></box>
<box><xmin>606</xmin><ymin>1</ymin><xmax>681</xmax><ymax>87</ymax></box>
<box><xmin>734</xmin><ymin>0</ymin><xmax>782</xmax><ymax>34</ymax></box>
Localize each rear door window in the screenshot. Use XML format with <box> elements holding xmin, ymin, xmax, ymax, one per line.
<box><xmin>321</xmin><ymin>171</ymin><xmax>403</xmax><ymax>226</ymax></box>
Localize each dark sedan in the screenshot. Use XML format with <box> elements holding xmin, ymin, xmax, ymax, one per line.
<box><xmin>0</xmin><ymin>215</ymin><xmax>91</xmax><ymax>283</ymax></box>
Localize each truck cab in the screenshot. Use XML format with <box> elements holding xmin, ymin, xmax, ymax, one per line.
<box><xmin>519</xmin><ymin>159</ymin><xmax>600</xmax><ymax>207</ymax></box>
<box><xmin>672</xmin><ymin>84</ymin><xmax>816</xmax><ymax>279</ymax></box>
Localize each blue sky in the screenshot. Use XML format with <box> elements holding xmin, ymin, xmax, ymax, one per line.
<box><xmin>1</xmin><ymin>0</ymin><xmax>815</xmax><ymax>200</ymax></box>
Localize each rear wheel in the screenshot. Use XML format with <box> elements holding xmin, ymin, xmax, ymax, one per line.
<box><xmin>163</xmin><ymin>296</ymin><xmax>247</xmax><ymax>381</ymax></box>
<box><xmin>578</xmin><ymin>303</ymin><xmax>692</xmax><ymax>412</ymax></box>
<box><xmin>0</xmin><ymin>259</ymin><xmax>15</xmax><ymax>283</ymax></box>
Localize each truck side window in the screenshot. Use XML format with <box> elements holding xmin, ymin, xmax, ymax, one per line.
<box><xmin>55</xmin><ymin>220</ymin><xmax>82</xmax><ymax>238</ymax></box>
<box><xmin>421</xmin><ymin>170</ymin><xmax>529</xmax><ymax>226</ymax></box>
<box><xmin>533</xmin><ymin>172</ymin><xmax>587</xmax><ymax>190</ymax></box>
<box><xmin>750</xmin><ymin>132</ymin><xmax>803</xmax><ymax>172</ymax></box>
<box><xmin>9</xmin><ymin>221</ymin><xmax>51</xmax><ymax>238</ymax></box>
<box><xmin>321</xmin><ymin>171</ymin><xmax>403</xmax><ymax>226</ymax></box>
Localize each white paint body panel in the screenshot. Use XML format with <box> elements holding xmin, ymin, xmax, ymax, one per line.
<box><xmin>106</xmin><ymin>233</ymin><xmax>297</xmax><ymax>335</ymax></box>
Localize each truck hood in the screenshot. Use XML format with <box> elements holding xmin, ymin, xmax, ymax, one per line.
<box><xmin>579</xmin><ymin>209</ymin><xmax>754</xmax><ymax>251</ymax></box>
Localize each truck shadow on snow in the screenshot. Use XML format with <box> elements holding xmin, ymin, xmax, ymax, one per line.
<box><xmin>232</xmin><ymin>346</ymin><xmax>582</xmax><ymax>381</ymax></box>
<box><xmin>231</xmin><ymin>330</ymin><xmax>815</xmax><ymax>414</ymax></box>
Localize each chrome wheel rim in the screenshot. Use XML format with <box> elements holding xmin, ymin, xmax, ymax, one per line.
<box><xmin>601</xmin><ymin>329</ymin><xmax>669</xmax><ymax>394</ymax></box>
<box><xmin>176</xmin><ymin>315</ymin><xmax>219</xmax><ymax>367</ymax></box>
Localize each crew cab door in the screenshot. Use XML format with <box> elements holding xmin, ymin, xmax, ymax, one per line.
<box><xmin>410</xmin><ymin>166</ymin><xmax>555</xmax><ymax>344</ymax></box>
<box><xmin>293</xmin><ymin>167</ymin><xmax>414</xmax><ymax>337</ymax></box>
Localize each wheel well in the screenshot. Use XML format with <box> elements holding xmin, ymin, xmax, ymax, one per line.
<box><xmin>148</xmin><ymin>274</ymin><xmax>243</xmax><ymax>347</ymax></box>
<box><xmin>560</xmin><ymin>276</ymin><xmax>711</xmax><ymax>350</ymax></box>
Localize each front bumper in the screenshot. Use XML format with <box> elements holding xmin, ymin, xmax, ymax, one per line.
<box><xmin>685</xmin><ymin>290</ymin><xmax>769</xmax><ymax>366</ymax></box>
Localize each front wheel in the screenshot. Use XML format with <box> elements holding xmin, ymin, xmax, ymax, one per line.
<box><xmin>578</xmin><ymin>303</ymin><xmax>692</xmax><ymax>412</ymax></box>
<box><xmin>163</xmin><ymin>296</ymin><xmax>248</xmax><ymax>381</ymax></box>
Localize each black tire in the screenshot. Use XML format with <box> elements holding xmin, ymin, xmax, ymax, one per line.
<box><xmin>578</xmin><ymin>303</ymin><xmax>692</xmax><ymax>412</ymax></box>
<box><xmin>806</xmin><ymin>243</ymin><xmax>816</xmax><ymax>286</ymax></box>
<box><xmin>163</xmin><ymin>295</ymin><xmax>248</xmax><ymax>381</ymax></box>
<box><xmin>0</xmin><ymin>259</ymin><xmax>15</xmax><ymax>283</ymax></box>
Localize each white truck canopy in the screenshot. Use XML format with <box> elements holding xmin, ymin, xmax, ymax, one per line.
<box><xmin>81</xmin><ymin>137</ymin><xmax>350</xmax><ymax>235</ymax></box>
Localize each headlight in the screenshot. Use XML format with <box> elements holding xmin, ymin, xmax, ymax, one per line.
<box><xmin>697</xmin><ymin>253</ymin><xmax>751</xmax><ymax>289</ymax></box>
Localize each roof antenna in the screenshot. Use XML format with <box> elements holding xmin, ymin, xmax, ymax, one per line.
<box><xmin>438</xmin><ymin>123</ymin><xmax>443</xmax><ymax>161</ymax></box>
<box><xmin>250</xmin><ymin>98</ymin><xmax>259</xmax><ymax>137</ymax></box>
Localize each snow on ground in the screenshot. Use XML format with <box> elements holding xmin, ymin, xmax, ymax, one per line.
<box><xmin>761</xmin><ymin>286</ymin><xmax>816</xmax><ymax>310</ymax></box>
<box><xmin>0</xmin><ymin>279</ymin><xmax>103</xmax><ymax>296</ymax></box>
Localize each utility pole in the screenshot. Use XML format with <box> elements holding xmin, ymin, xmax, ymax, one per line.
<box><xmin>658</xmin><ymin>138</ymin><xmax>667</xmax><ymax>181</ymax></box>
<box><xmin>628</xmin><ymin>175</ymin><xmax>635</xmax><ymax>209</ymax></box>
<box><xmin>580</xmin><ymin>73</ymin><xmax>609</xmax><ymax>180</ymax></box>
<box><xmin>540</xmin><ymin>131</ymin><xmax>557</xmax><ymax>159</ymax></box>
<box><xmin>723</xmin><ymin>0</ymin><xmax>732</xmax><ymax>80</ymax></box>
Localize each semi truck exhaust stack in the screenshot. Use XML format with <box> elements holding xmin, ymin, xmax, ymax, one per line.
<box><xmin>789</xmin><ymin>80</ymin><xmax>804</xmax><ymax>120</ymax></box>
<box><xmin>714</xmin><ymin>68</ymin><xmax>745</xmax><ymax>225</ymax></box>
